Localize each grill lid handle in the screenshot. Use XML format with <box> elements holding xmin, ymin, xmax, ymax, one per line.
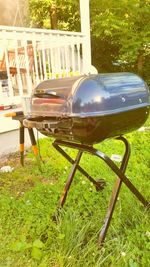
<box><xmin>34</xmin><ymin>89</ymin><xmax>65</xmax><ymax>99</ymax></box>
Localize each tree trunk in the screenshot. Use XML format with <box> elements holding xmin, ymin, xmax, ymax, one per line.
<box><xmin>50</xmin><ymin>2</ymin><xmax>58</xmax><ymax>29</ymax></box>
<box><xmin>137</xmin><ymin>54</ymin><xmax>145</xmax><ymax>77</ymax></box>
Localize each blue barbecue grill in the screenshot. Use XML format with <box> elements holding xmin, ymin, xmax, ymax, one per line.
<box><xmin>12</xmin><ymin>72</ymin><xmax>150</xmax><ymax>245</ymax></box>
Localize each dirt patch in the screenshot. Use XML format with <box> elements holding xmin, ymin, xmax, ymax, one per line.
<box><xmin>0</xmin><ymin>150</ymin><xmax>30</xmax><ymax>168</ymax></box>
<box><xmin>0</xmin><ymin>152</ymin><xmax>20</xmax><ymax>166</ymax></box>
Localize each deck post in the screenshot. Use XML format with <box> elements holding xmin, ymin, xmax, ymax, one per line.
<box><xmin>79</xmin><ymin>0</ymin><xmax>91</xmax><ymax>74</ymax></box>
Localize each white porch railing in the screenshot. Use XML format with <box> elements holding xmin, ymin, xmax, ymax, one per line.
<box><xmin>0</xmin><ymin>25</ymin><xmax>91</xmax><ymax>108</ymax></box>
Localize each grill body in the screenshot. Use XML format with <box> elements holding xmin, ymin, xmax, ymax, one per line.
<box><xmin>24</xmin><ymin>73</ymin><xmax>150</xmax><ymax>144</ymax></box>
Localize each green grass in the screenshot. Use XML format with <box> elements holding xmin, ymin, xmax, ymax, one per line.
<box><xmin>0</xmin><ymin>119</ymin><xmax>150</xmax><ymax>267</ymax></box>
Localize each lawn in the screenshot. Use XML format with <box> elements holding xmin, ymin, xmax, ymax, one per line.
<box><xmin>0</xmin><ymin>118</ymin><xmax>150</xmax><ymax>267</ymax></box>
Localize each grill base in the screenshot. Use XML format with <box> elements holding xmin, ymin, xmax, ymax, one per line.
<box><xmin>24</xmin><ymin>106</ymin><xmax>149</xmax><ymax>144</ymax></box>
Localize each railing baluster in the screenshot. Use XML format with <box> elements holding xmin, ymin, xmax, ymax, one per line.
<box><xmin>38</xmin><ymin>48</ymin><xmax>43</xmax><ymax>81</ymax></box>
<box><xmin>23</xmin><ymin>37</ymin><xmax>32</xmax><ymax>94</ymax></box>
<box><xmin>61</xmin><ymin>47</ymin><xmax>65</xmax><ymax>76</ymax></box>
<box><xmin>64</xmin><ymin>42</ymin><xmax>70</xmax><ymax>76</ymax></box>
<box><xmin>57</xmin><ymin>46</ymin><xmax>61</xmax><ymax>77</ymax></box>
<box><xmin>50</xmin><ymin>47</ymin><xmax>55</xmax><ymax>78</ymax></box>
<box><xmin>14</xmin><ymin>36</ymin><xmax>23</xmax><ymax>97</ymax></box>
<box><xmin>77</xmin><ymin>42</ymin><xmax>81</xmax><ymax>74</ymax></box>
<box><xmin>41</xmin><ymin>34</ymin><xmax>47</xmax><ymax>80</ymax></box>
<box><xmin>71</xmin><ymin>42</ymin><xmax>75</xmax><ymax>74</ymax></box>
<box><xmin>33</xmin><ymin>38</ymin><xmax>40</xmax><ymax>86</ymax></box>
<box><xmin>47</xmin><ymin>49</ymin><xmax>51</xmax><ymax>79</ymax></box>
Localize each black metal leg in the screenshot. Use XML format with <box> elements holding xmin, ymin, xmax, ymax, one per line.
<box><xmin>59</xmin><ymin>150</ymin><xmax>82</xmax><ymax>207</ymax></box>
<box><xmin>98</xmin><ymin>136</ymin><xmax>131</xmax><ymax>244</ymax></box>
<box><xmin>19</xmin><ymin>122</ymin><xmax>25</xmax><ymax>166</ymax></box>
<box><xmin>28</xmin><ymin>128</ymin><xmax>43</xmax><ymax>172</ymax></box>
<box><xmin>53</xmin><ymin>141</ymin><xmax>106</xmax><ymax>191</ymax></box>
<box><xmin>28</xmin><ymin>128</ymin><xmax>38</xmax><ymax>157</ymax></box>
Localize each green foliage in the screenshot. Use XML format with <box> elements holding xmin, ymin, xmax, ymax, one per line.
<box><xmin>90</xmin><ymin>0</ymin><xmax>150</xmax><ymax>83</ymax></box>
<box><xmin>28</xmin><ymin>0</ymin><xmax>80</xmax><ymax>30</ymax></box>
<box><xmin>28</xmin><ymin>0</ymin><xmax>52</xmax><ymax>28</ymax></box>
<box><xmin>28</xmin><ymin>0</ymin><xmax>150</xmax><ymax>85</ymax></box>
<box><xmin>57</xmin><ymin>0</ymin><xmax>80</xmax><ymax>31</ymax></box>
<box><xmin>0</xmin><ymin>118</ymin><xmax>150</xmax><ymax>266</ymax></box>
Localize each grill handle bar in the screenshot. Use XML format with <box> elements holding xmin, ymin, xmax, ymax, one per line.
<box><xmin>34</xmin><ymin>90</ymin><xmax>65</xmax><ymax>99</ymax></box>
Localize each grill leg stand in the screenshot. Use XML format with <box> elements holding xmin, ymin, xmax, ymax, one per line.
<box><xmin>59</xmin><ymin>150</ymin><xmax>82</xmax><ymax>207</ymax></box>
<box><xmin>98</xmin><ymin>137</ymin><xmax>130</xmax><ymax>245</ymax></box>
<box><xmin>52</xmin><ymin>139</ymin><xmax>149</xmax><ymax>244</ymax></box>
<box><xmin>28</xmin><ymin>128</ymin><xmax>38</xmax><ymax>157</ymax></box>
<box><xmin>28</xmin><ymin>128</ymin><xmax>42</xmax><ymax>171</ymax></box>
<box><xmin>19</xmin><ymin>122</ymin><xmax>25</xmax><ymax>166</ymax></box>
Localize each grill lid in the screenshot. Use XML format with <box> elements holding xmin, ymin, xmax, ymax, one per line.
<box><xmin>26</xmin><ymin>72</ymin><xmax>150</xmax><ymax>118</ymax></box>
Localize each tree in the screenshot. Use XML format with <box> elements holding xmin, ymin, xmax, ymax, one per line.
<box><xmin>90</xmin><ymin>0</ymin><xmax>150</xmax><ymax>82</ymax></box>
<box><xmin>28</xmin><ymin>0</ymin><xmax>80</xmax><ymax>31</ymax></box>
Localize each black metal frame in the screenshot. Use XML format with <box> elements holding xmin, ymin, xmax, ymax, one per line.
<box><xmin>52</xmin><ymin>137</ymin><xmax>149</xmax><ymax>245</ymax></box>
